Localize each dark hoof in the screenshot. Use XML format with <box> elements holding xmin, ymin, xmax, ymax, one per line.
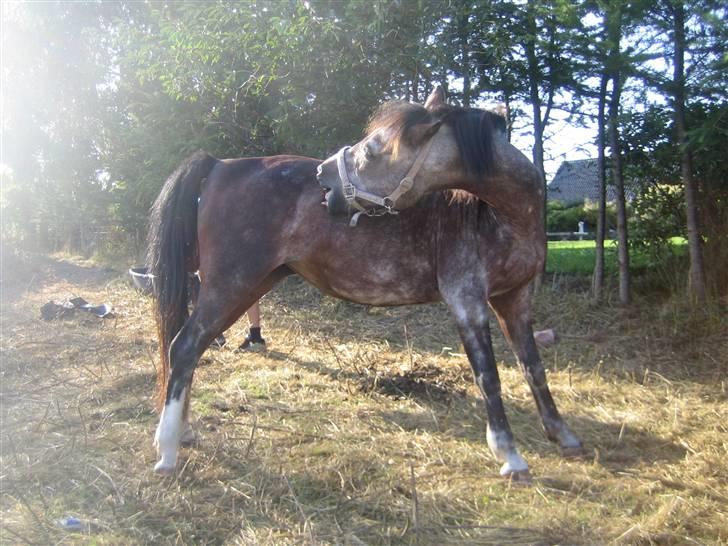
<box><xmin>180</xmin><ymin>426</ymin><xmax>196</xmax><ymax>447</ymax></box>
<box><xmin>506</xmin><ymin>470</ymin><xmax>532</xmax><ymax>485</ymax></box>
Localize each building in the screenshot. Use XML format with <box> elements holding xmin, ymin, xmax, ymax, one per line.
<box><xmin>548</xmin><ymin>159</ymin><xmax>623</xmax><ymax>205</ymax></box>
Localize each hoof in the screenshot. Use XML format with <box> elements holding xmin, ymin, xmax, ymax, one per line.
<box><xmin>153</xmin><ymin>461</ymin><xmax>176</xmax><ymax>476</ymax></box>
<box><xmin>180</xmin><ymin>426</ymin><xmax>196</xmax><ymax>447</ymax></box>
<box><xmin>499</xmin><ymin>457</ymin><xmax>529</xmax><ymax>478</ymax></box>
<box><xmin>559</xmin><ymin>445</ymin><xmax>585</xmax><ymax>459</ymax></box>
<box><xmin>504</xmin><ymin>469</ymin><xmax>532</xmax><ymax>484</ymax></box>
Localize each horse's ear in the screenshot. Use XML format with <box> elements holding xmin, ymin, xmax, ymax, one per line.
<box><xmin>410</xmin><ymin>120</ymin><xmax>442</xmax><ymax>145</ymax></box>
<box><xmin>424</xmin><ymin>85</ymin><xmax>446</xmax><ymax>110</ymax></box>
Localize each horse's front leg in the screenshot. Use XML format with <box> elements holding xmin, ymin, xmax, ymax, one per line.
<box><xmin>443</xmin><ymin>288</ymin><xmax>530</xmax><ymax>478</ymax></box>
<box><xmin>490</xmin><ymin>288</ymin><xmax>582</xmax><ymax>456</ymax></box>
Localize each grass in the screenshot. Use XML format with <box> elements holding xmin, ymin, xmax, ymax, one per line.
<box><xmin>1</xmin><ymin>248</ymin><xmax>726</xmax><ymax>545</ymax></box>
<box><xmin>546</xmin><ymin>238</ymin><xmax>687</xmax><ymax>275</ymax></box>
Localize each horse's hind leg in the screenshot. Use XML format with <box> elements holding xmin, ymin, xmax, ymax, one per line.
<box><xmin>154</xmin><ymin>298</ymin><xmax>248</xmax><ymax>474</ymax></box>
<box><xmin>154</xmin><ymin>269</ymin><xmax>288</xmax><ymax>475</ymax></box>
<box><xmin>441</xmin><ymin>285</ymin><xmax>529</xmax><ymax>478</ymax></box>
<box><xmin>490</xmin><ymin>287</ymin><xmax>582</xmax><ymax>456</ymax></box>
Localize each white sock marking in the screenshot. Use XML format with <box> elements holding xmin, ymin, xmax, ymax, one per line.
<box><xmin>487</xmin><ymin>426</ymin><xmax>529</xmax><ymax>475</ymax></box>
<box><xmin>154</xmin><ymin>389</ymin><xmax>186</xmax><ymax>473</ymax></box>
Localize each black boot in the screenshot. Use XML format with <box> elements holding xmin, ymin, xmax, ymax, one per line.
<box><xmin>238</xmin><ymin>327</ymin><xmax>266</xmax><ymax>352</ymax></box>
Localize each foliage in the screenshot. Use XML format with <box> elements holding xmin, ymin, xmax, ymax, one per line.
<box><xmin>1</xmin><ymin>0</ymin><xmax>726</xmax><ymax>296</ymax></box>
<box><xmin>630</xmin><ymin>184</ymin><xmax>686</xmax><ymax>254</ymax></box>
<box><xmin>546</xmin><ymin>200</ymin><xmax>616</xmax><ymax>233</ymax></box>
<box><xmin>621</xmin><ymin>99</ymin><xmax>728</xmax><ymax>295</ymax></box>
<box><xmin>1</xmin><ymin>3</ymin><xmax>117</xmax><ymax>252</ymax></box>
<box><xmin>691</xmin><ymin>102</ymin><xmax>728</xmax><ymax>295</ymax></box>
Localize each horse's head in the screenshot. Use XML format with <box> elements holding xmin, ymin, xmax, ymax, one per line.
<box><xmin>317</xmin><ymin>86</ymin><xmax>504</xmax><ymax>223</ymax></box>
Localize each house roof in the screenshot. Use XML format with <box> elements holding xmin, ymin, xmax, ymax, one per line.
<box><xmin>548</xmin><ymin>159</ymin><xmax>621</xmax><ymax>204</ymax></box>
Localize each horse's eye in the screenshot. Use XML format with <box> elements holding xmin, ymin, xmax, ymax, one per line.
<box><xmin>364</xmin><ymin>142</ymin><xmax>376</xmax><ymax>160</ymax></box>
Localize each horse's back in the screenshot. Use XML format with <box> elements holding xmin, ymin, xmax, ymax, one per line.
<box><xmin>200</xmin><ymin>155</ymin><xmax>321</xmax><ymax>225</ymax></box>
<box><xmin>213</xmin><ymin>155</ymin><xmax>320</xmax><ymax>190</ymax></box>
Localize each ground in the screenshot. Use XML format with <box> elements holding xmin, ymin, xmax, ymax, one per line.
<box><xmin>1</xmin><ymin>249</ymin><xmax>726</xmax><ymax>545</ymax></box>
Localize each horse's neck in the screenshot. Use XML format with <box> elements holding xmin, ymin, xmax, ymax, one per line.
<box><xmin>453</xmin><ymin>174</ymin><xmax>543</xmax><ymax>234</ymax></box>
<box><xmin>464</xmin><ymin>140</ymin><xmax>544</xmax><ymax>227</ymax></box>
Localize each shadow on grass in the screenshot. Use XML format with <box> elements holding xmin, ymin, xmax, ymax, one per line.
<box><xmin>172</xmin><ymin>417</ymin><xmax>567</xmax><ymax>546</ymax></box>
<box><xmin>99</xmin><ymin>371</ymin><xmax>156</xmax><ymax>398</ymax></box>
<box><xmin>266</xmin><ymin>276</ymin><xmax>725</xmax><ymax>387</ymax></box>
<box><xmin>378</xmin><ymin>399</ymin><xmax>688</xmax><ymax>472</ymax></box>
<box><xmin>260</xmin><ymin>351</ymin><xmax>687</xmax><ymax>472</ymax></box>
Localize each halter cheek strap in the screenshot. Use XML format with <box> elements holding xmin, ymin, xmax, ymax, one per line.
<box><xmin>334</xmin><ymin>128</ymin><xmax>439</xmax><ymax>226</ymax></box>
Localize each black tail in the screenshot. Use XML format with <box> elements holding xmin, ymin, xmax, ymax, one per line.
<box><xmin>146</xmin><ymin>150</ymin><xmax>218</xmax><ymax>409</ymax></box>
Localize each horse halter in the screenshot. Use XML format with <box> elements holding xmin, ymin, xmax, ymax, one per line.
<box><xmin>334</xmin><ymin>128</ymin><xmax>439</xmax><ymax>227</ymax></box>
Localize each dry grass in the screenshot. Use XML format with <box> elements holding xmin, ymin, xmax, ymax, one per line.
<box><xmin>1</xmin><ymin>249</ymin><xmax>726</xmax><ymax>545</ymax></box>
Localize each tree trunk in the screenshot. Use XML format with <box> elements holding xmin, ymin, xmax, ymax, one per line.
<box><xmin>524</xmin><ymin>0</ymin><xmax>548</xmax><ymax>278</ymax></box>
<box><xmin>411</xmin><ymin>63</ymin><xmax>419</xmax><ymax>103</ymax></box>
<box><xmin>457</xmin><ymin>3</ymin><xmax>471</xmax><ymax>108</ymax></box>
<box><xmin>608</xmin><ymin>72</ymin><xmax>631</xmax><ymax>305</ymax></box>
<box><xmin>606</xmin><ymin>5</ymin><xmax>630</xmax><ymax>305</ymax></box>
<box><xmin>504</xmin><ymin>91</ymin><xmax>513</xmax><ymax>143</ymax></box>
<box><xmin>592</xmin><ymin>71</ymin><xmax>609</xmax><ymax>301</ymax></box>
<box><xmin>672</xmin><ymin>1</ymin><xmax>707</xmax><ymax>304</ymax></box>
<box><xmin>524</xmin><ymin>2</ymin><xmax>546</xmax><ymax>184</ymax></box>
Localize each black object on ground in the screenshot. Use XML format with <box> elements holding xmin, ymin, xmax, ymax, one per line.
<box><xmin>41</xmin><ymin>297</ymin><xmax>113</xmax><ymax>320</ymax></box>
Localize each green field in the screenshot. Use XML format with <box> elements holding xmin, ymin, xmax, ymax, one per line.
<box><xmin>546</xmin><ymin>238</ymin><xmax>687</xmax><ymax>275</ymax></box>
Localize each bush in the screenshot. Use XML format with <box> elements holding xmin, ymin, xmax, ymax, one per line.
<box><xmin>546</xmin><ymin>200</ymin><xmax>616</xmax><ymax>234</ymax></box>
<box><xmin>629</xmin><ymin>184</ymin><xmax>686</xmax><ymax>257</ymax></box>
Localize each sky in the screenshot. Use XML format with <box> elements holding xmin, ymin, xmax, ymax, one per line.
<box><xmin>511</xmin><ymin>108</ymin><xmax>598</xmax><ymax>183</ymax></box>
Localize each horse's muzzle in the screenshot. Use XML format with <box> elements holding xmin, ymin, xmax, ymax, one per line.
<box><xmin>316</xmin><ymin>160</ymin><xmax>349</xmax><ymax>216</ymax></box>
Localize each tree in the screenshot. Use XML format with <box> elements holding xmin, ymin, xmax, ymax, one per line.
<box><xmin>604</xmin><ymin>2</ymin><xmax>632</xmax><ymax>305</ymax></box>
<box><xmin>666</xmin><ymin>0</ymin><xmax>707</xmax><ymax>303</ymax></box>
<box><xmin>639</xmin><ymin>0</ymin><xmax>727</xmax><ymax>301</ymax></box>
<box><xmin>1</xmin><ymin>3</ymin><xmax>117</xmax><ymax>252</ymax></box>
<box><xmin>592</xmin><ymin>70</ymin><xmax>610</xmax><ymax>300</ymax></box>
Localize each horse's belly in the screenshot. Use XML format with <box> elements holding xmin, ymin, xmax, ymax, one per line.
<box><xmin>290</xmin><ymin>262</ymin><xmax>439</xmax><ymax>306</ymax></box>
<box><xmin>328</xmin><ymin>283</ymin><xmax>438</xmax><ymax>306</ymax></box>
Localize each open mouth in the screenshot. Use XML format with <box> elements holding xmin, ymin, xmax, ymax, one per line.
<box><xmin>321</xmin><ymin>187</ymin><xmax>331</xmax><ymax>206</ymax></box>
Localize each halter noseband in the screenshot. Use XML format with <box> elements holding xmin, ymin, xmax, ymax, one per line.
<box><xmin>334</xmin><ymin>128</ymin><xmax>439</xmax><ymax>226</ymax></box>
